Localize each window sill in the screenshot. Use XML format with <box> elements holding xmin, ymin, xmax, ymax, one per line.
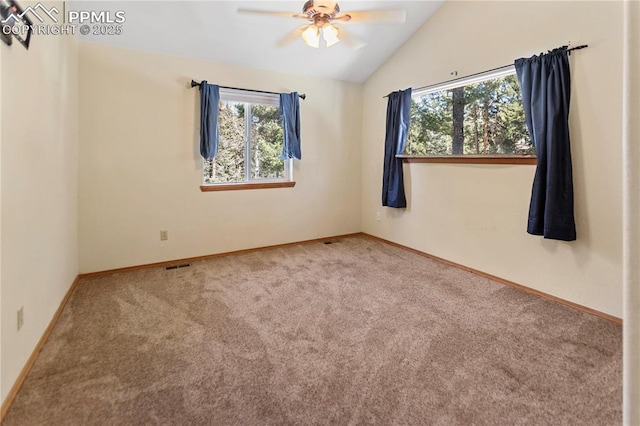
<box><xmin>200</xmin><ymin>181</ymin><xmax>296</xmax><ymax>192</ymax></box>
<box><xmin>397</xmin><ymin>155</ymin><xmax>537</xmax><ymax>165</ymax></box>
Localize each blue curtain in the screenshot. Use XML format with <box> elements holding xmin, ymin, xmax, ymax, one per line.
<box><xmin>515</xmin><ymin>47</ymin><xmax>576</xmax><ymax>241</ymax></box>
<box><xmin>199</xmin><ymin>81</ymin><xmax>220</xmax><ymax>160</ymax></box>
<box><xmin>280</xmin><ymin>92</ymin><xmax>301</xmax><ymax>160</ymax></box>
<box><xmin>382</xmin><ymin>88</ymin><xmax>412</xmax><ymax>208</ymax></box>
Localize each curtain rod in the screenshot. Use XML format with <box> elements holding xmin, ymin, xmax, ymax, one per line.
<box><xmin>383</xmin><ymin>44</ymin><xmax>588</xmax><ymax>98</ymax></box>
<box><xmin>190</xmin><ymin>80</ymin><xmax>306</xmax><ymax>100</ymax></box>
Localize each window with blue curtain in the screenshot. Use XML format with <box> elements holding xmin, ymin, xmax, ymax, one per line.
<box><xmin>197</xmin><ymin>84</ymin><xmax>302</xmax><ymax>188</ymax></box>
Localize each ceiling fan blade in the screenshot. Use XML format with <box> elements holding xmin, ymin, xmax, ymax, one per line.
<box><xmin>277</xmin><ymin>25</ymin><xmax>308</xmax><ymax>47</ymax></box>
<box><xmin>333</xmin><ymin>9</ymin><xmax>407</xmax><ymax>24</ymax></box>
<box><xmin>237</xmin><ymin>8</ymin><xmax>308</xmax><ymax>19</ymax></box>
<box><xmin>335</xmin><ymin>26</ymin><xmax>367</xmax><ymax>50</ymax></box>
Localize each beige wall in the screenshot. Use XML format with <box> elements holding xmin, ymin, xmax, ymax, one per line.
<box><xmin>0</xmin><ymin>6</ymin><xmax>79</xmax><ymax>402</ymax></box>
<box><xmin>361</xmin><ymin>1</ymin><xmax>623</xmax><ymax>317</ymax></box>
<box><xmin>78</xmin><ymin>43</ymin><xmax>362</xmax><ymax>273</ymax></box>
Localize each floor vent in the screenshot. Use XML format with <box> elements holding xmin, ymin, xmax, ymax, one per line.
<box><xmin>165</xmin><ymin>263</ymin><xmax>191</xmax><ymax>270</ymax></box>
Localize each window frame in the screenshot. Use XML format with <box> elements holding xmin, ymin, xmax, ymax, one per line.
<box><xmin>201</xmin><ymin>88</ymin><xmax>295</xmax><ymax>192</ymax></box>
<box><xmin>400</xmin><ymin>66</ymin><xmax>536</xmax><ymax>165</ymax></box>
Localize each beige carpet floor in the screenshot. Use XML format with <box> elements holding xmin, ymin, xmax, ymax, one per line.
<box><xmin>3</xmin><ymin>235</ymin><xmax>621</xmax><ymax>425</ymax></box>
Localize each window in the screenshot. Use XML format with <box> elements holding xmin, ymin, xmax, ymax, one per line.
<box><xmin>203</xmin><ymin>89</ymin><xmax>292</xmax><ymax>187</ymax></box>
<box><xmin>404</xmin><ymin>68</ymin><xmax>535</xmax><ymax>163</ymax></box>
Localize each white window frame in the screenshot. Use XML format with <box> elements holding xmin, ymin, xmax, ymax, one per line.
<box><xmin>203</xmin><ymin>88</ymin><xmax>293</xmax><ymax>185</ymax></box>
<box><xmin>404</xmin><ymin>65</ymin><xmax>535</xmax><ymax>163</ymax></box>
<box><xmin>412</xmin><ymin>66</ymin><xmax>517</xmax><ymax>98</ymax></box>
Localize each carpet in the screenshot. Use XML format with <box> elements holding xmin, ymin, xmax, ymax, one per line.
<box><xmin>3</xmin><ymin>235</ymin><xmax>621</xmax><ymax>425</ymax></box>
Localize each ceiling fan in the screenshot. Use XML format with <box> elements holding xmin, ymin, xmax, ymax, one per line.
<box><xmin>238</xmin><ymin>1</ymin><xmax>407</xmax><ymax>49</ymax></box>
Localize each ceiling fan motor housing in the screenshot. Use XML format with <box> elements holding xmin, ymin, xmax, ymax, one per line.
<box><xmin>302</xmin><ymin>1</ymin><xmax>340</xmax><ymax>19</ymax></box>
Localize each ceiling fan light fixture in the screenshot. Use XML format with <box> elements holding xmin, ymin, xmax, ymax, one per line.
<box><xmin>239</xmin><ymin>2</ymin><xmax>404</xmax><ymax>50</ymax></box>
<box><xmin>322</xmin><ymin>23</ymin><xmax>340</xmax><ymax>47</ymax></box>
<box><xmin>302</xmin><ymin>24</ymin><xmax>320</xmax><ymax>48</ymax></box>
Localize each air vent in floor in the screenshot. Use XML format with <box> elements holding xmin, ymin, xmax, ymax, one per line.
<box><xmin>165</xmin><ymin>263</ymin><xmax>191</xmax><ymax>270</ymax></box>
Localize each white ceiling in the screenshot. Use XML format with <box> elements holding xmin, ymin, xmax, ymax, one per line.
<box><xmin>72</xmin><ymin>1</ymin><xmax>443</xmax><ymax>82</ymax></box>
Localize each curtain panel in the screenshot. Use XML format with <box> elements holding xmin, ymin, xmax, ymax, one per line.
<box><xmin>199</xmin><ymin>81</ymin><xmax>220</xmax><ymax>160</ymax></box>
<box><xmin>515</xmin><ymin>47</ymin><xmax>577</xmax><ymax>241</ymax></box>
<box><xmin>280</xmin><ymin>92</ymin><xmax>302</xmax><ymax>160</ymax></box>
<box><xmin>382</xmin><ymin>88</ymin><xmax>412</xmax><ymax>208</ymax></box>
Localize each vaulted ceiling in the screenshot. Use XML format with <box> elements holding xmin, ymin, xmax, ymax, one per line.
<box><xmin>72</xmin><ymin>1</ymin><xmax>443</xmax><ymax>83</ymax></box>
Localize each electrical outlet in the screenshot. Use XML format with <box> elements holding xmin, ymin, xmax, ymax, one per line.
<box><xmin>17</xmin><ymin>307</ymin><xmax>24</xmax><ymax>331</ymax></box>
<box><xmin>160</xmin><ymin>230</ymin><xmax>168</xmax><ymax>241</ymax></box>
<box><xmin>376</xmin><ymin>212</ymin><xmax>382</xmax><ymax>222</ymax></box>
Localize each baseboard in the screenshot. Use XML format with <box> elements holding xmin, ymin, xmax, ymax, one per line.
<box><xmin>80</xmin><ymin>232</ymin><xmax>621</xmax><ymax>325</ymax></box>
<box><xmin>362</xmin><ymin>233</ymin><xmax>622</xmax><ymax>325</ymax></box>
<box><xmin>0</xmin><ymin>233</ymin><xmax>621</xmax><ymax>420</ymax></box>
<box><xmin>79</xmin><ymin>233</ymin><xmax>364</xmax><ymax>279</ymax></box>
<box><xmin>0</xmin><ymin>275</ymin><xmax>82</xmax><ymax>421</ymax></box>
